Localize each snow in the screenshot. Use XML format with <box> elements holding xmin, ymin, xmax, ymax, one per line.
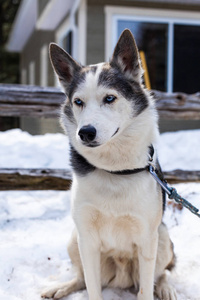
<box><xmin>0</xmin><ymin>129</ymin><xmax>70</xmax><ymax>169</ymax></box>
<box><xmin>157</xmin><ymin>129</ymin><xmax>200</xmax><ymax>171</ymax></box>
<box><xmin>0</xmin><ymin>128</ymin><xmax>200</xmax><ymax>300</ymax></box>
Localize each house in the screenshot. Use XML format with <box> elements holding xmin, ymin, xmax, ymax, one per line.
<box><xmin>7</xmin><ymin>0</ymin><xmax>200</xmax><ymax>133</ymax></box>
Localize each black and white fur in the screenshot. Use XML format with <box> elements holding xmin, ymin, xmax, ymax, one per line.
<box><xmin>42</xmin><ymin>29</ymin><xmax>176</xmax><ymax>300</ymax></box>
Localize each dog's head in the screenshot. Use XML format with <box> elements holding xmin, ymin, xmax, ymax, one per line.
<box><xmin>50</xmin><ymin>30</ymin><xmax>151</xmax><ymax>149</ymax></box>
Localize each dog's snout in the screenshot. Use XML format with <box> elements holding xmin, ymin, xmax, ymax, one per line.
<box><xmin>78</xmin><ymin>125</ymin><xmax>96</xmax><ymax>143</ymax></box>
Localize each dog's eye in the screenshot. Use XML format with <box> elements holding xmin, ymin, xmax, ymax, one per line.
<box><xmin>104</xmin><ymin>95</ymin><xmax>116</xmax><ymax>104</ymax></box>
<box><xmin>74</xmin><ymin>98</ymin><xmax>84</xmax><ymax>107</ymax></box>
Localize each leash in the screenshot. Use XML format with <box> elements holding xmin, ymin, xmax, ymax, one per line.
<box><xmin>105</xmin><ymin>145</ymin><xmax>200</xmax><ymax>218</ymax></box>
<box><xmin>149</xmin><ymin>165</ymin><xmax>200</xmax><ymax>218</ymax></box>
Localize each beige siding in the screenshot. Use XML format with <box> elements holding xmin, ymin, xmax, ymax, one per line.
<box><xmin>88</xmin><ymin>0</ymin><xmax>200</xmax><ymax>10</ymax></box>
<box><xmin>86</xmin><ymin>4</ymin><xmax>105</xmax><ymax>64</ymax></box>
<box><xmin>20</xmin><ymin>31</ymin><xmax>60</xmax><ymax>134</ymax></box>
<box><xmin>21</xmin><ymin>31</ymin><xmax>55</xmax><ymax>87</ymax></box>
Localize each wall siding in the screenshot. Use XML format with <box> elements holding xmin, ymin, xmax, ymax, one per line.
<box><xmin>86</xmin><ymin>4</ymin><xmax>105</xmax><ymax>65</ymax></box>
<box><xmin>21</xmin><ymin>31</ymin><xmax>55</xmax><ymax>87</ymax></box>
<box><xmin>88</xmin><ymin>0</ymin><xmax>200</xmax><ymax>11</ymax></box>
<box><xmin>20</xmin><ymin>30</ymin><xmax>59</xmax><ymax>134</ymax></box>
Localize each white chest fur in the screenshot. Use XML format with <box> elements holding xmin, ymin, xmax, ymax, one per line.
<box><xmin>71</xmin><ymin>169</ymin><xmax>162</xmax><ymax>254</ymax></box>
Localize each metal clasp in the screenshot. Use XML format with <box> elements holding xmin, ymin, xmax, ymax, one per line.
<box><xmin>148</xmin><ymin>165</ymin><xmax>200</xmax><ymax>218</ymax></box>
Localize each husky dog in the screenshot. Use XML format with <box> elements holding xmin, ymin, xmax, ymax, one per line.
<box><xmin>42</xmin><ymin>30</ymin><xmax>176</xmax><ymax>300</ymax></box>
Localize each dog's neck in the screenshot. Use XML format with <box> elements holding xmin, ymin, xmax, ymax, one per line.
<box><xmin>84</xmin><ymin>134</ymin><xmax>154</xmax><ymax>172</ymax></box>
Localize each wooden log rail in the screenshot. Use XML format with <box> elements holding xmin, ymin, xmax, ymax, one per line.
<box><xmin>0</xmin><ymin>84</ymin><xmax>200</xmax><ymax>119</ymax></box>
<box><xmin>0</xmin><ymin>168</ymin><xmax>200</xmax><ymax>191</ymax></box>
<box><xmin>0</xmin><ymin>168</ymin><xmax>72</xmax><ymax>191</ymax></box>
<box><xmin>152</xmin><ymin>90</ymin><xmax>200</xmax><ymax>120</ymax></box>
<box><xmin>0</xmin><ymin>84</ymin><xmax>65</xmax><ymax>118</ymax></box>
<box><xmin>0</xmin><ymin>84</ymin><xmax>200</xmax><ymax>190</ymax></box>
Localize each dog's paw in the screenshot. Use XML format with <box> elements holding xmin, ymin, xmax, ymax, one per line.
<box><xmin>41</xmin><ymin>279</ymin><xmax>85</xmax><ymax>299</ymax></box>
<box><xmin>41</xmin><ymin>283</ymin><xmax>69</xmax><ymax>299</ymax></box>
<box><xmin>155</xmin><ymin>282</ymin><xmax>177</xmax><ymax>300</ymax></box>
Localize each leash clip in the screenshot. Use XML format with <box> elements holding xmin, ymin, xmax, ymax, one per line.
<box><xmin>148</xmin><ymin>165</ymin><xmax>200</xmax><ymax>218</ymax></box>
<box><xmin>148</xmin><ymin>165</ymin><xmax>171</xmax><ymax>195</ymax></box>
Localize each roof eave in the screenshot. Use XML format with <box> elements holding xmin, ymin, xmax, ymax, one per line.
<box><xmin>36</xmin><ymin>0</ymin><xmax>74</xmax><ymax>30</ymax></box>
<box><xmin>6</xmin><ymin>0</ymin><xmax>37</xmax><ymax>53</ymax></box>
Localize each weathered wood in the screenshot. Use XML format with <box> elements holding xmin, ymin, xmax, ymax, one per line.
<box><xmin>0</xmin><ymin>84</ymin><xmax>199</xmax><ymax>191</ymax></box>
<box><xmin>164</xmin><ymin>169</ymin><xmax>200</xmax><ymax>183</ymax></box>
<box><xmin>0</xmin><ymin>84</ymin><xmax>65</xmax><ymax>104</ymax></box>
<box><xmin>152</xmin><ymin>90</ymin><xmax>200</xmax><ymax>120</ymax></box>
<box><xmin>0</xmin><ymin>104</ymin><xmax>60</xmax><ymax>118</ymax></box>
<box><xmin>0</xmin><ymin>168</ymin><xmax>200</xmax><ymax>190</ymax></box>
<box><xmin>0</xmin><ymin>84</ymin><xmax>65</xmax><ymax>118</ymax></box>
<box><xmin>0</xmin><ymin>168</ymin><xmax>72</xmax><ymax>191</ymax></box>
<box><xmin>0</xmin><ymin>84</ymin><xmax>200</xmax><ymax>119</ymax></box>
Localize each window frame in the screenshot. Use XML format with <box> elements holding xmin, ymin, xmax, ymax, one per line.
<box><xmin>55</xmin><ymin>17</ymin><xmax>76</xmax><ymax>87</ymax></box>
<box><xmin>40</xmin><ymin>44</ymin><xmax>48</xmax><ymax>87</ymax></box>
<box><xmin>56</xmin><ymin>17</ymin><xmax>76</xmax><ymax>56</ymax></box>
<box><xmin>105</xmin><ymin>6</ymin><xmax>200</xmax><ymax>93</ymax></box>
<box><xmin>54</xmin><ymin>0</ymin><xmax>87</xmax><ymax>87</ymax></box>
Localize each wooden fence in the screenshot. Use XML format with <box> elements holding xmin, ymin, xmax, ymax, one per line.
<box><xmin>0</xmin><ymin>83</ymin><xmax>200</xmax><ymax>190</ymax></box>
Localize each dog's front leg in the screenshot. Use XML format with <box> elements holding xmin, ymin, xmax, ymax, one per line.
<box><xmin>78</xmin><ymin>233</ymin><xmax>103</xmax><ymax>300</ymax></box>
<box><xmin>137</xmin><ymin>231</ymin><xmax>158</xmax><ymax>300</ymax></box>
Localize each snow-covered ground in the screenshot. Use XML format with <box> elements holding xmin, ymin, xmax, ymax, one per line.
<box><xmin>0</xmin><ymin>129</ymin><xmax>200</xmax><ymax>300</ymax></box>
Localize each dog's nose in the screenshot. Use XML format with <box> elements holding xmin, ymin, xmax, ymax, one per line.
<box><xmin>78</xmin><ymin>125</ymin><xmax>96</xmax><ymax>143</ymax></box>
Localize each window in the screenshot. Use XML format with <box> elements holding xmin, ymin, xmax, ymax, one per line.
<box><xmin>55</xmin><ymin>16</ymin><xmax>74</xmax><ymax>57</ymax></box>
<box><xmin>118</xmin><ymin>20</ymin><xmax>168</xmax><ymax>91</ymax></box>
<box><xmin>173</xmin><ymin>24</ymin><xmax>200</xmax><ymax>93</ymax></box>
<box><xmin>63</xmin><ymin>30</ymin><xmax>73</xmax><ymax>56</ymax></box>
<box><xmin>55</xmin><ymin>13</ymin><xmax>80</xmax><ymax>86</ymax></box>
<box><xmin>55</xmin><ymin>28</ymin><xmax>74</xmax><ymax>87</ymax></box>
<box><xmin>105</xmin><ymin>7</ymin><xmax>200</xmax><ymax>93</ymax></box>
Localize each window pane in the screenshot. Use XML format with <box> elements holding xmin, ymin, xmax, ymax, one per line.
<box><xmin>173</xmin><ymin>24</ymin><xmax>200</xmax><ymax>94</ymax></box>
<box><xmin>118</xmin><ymin>20</ymin><xmax>168</xmax><ymax>91</ymax></box>
<box><xmin>63</xmin><ymin>30</ymin><xmax>73</xmax><ymax>55</ymax></box>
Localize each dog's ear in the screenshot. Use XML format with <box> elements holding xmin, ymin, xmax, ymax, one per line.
<box><xmin>110</xmin><ymin>29</ymin><xmax>142</xmax><ymax>82</ymax></box>
<box><xmin>49</xmin><ymin>43</ymin><xmax>82</xmax><ymax>94</ymax></box>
